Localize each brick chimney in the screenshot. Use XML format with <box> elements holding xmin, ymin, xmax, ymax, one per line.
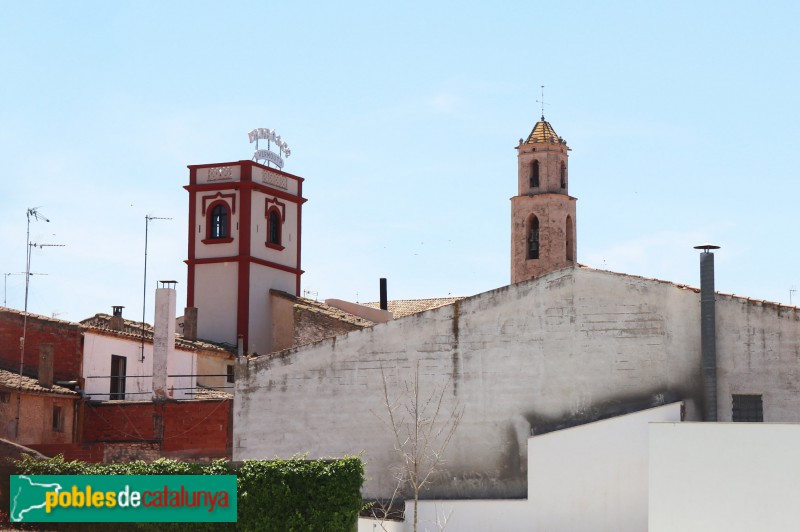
<box><xmin>109</xmin><ymin>306</ymin><xmax>125</xmax><ymax>331</ymax></box>
<box><xmin>38</xmin><ymin>344</ymin><xmax>54</xmax><ymax>388</ymax></box>
<box><xmin>183</xmin><ymin>307</ymin><xmax>198</xmax><ymax>340</ymax></box>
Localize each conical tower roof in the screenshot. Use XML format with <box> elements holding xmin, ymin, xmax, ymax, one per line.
<box><xmin>524</xmin><ymin>117</ymin><xmax>564</xmax><ymax>145</ymax></box>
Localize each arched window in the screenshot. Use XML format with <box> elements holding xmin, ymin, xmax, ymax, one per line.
<box><xmin>530</xmin><ymin>160</ymin><xmax>540</xmax><ymax>188</ymax></box>
<box><xmin>209</xmin><ymin>203</ymin><xmax>229</xmax><ymax>239</ymax></box>
<box><xmin>560</xmin><ymin>162</ymin><xmax>566</xmax><ymax>189</ymax></box>
<box><xmin>566</xmin><ymin>215</ymin><xmax>574</xmax><ymax>261</ymax></box>
<box><xmin>528</xmin><ymin>216</ymin><xmax>540</xmax><ymax>260</ymax></box>
<box><xmin>267</xmin><ymin>209</ymin><xmax>281</xmax><ymax>246</ymax></box>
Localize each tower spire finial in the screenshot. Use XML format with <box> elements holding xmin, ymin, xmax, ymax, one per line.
<box><xmin>536</xmin><ymin>85</ymin><xmax>548</xmax><ymax>120</ymax></box>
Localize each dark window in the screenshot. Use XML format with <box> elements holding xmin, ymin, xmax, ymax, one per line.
<box><xmin>732</xmin><ymin>394</ymin><xmax>763</xmax><ymax>422</ymax></box>
<box><xmin>227</xmin><ymin>365</ymin><xmax>234</xmax><ymax>384</ymax></box>
<box><xmin>560</xmin><ymin>162</ymin><xmax>566</xmax><ymax>188</ymax></box>
<box><xmin>566</xmin><ymin>216</ymin><xmax>574</xmax><ymax>261</ymax></box>
<box><xmin>52</xmin><ymin>405</ymin><xmax>64</xmax><ymax>432</ymax></box>
<box><xmin>268</xmin><ymin>210</ymin><xmax>281</xmax><ymax>246</ymax></box>
<box><xmin>110</xmin><ymin>355</ymin><xmax>126</xmax><ymax>400</ymax></box>
<box><xmin>0</xmin><ymin>392</ymin><xmax>9</xmax><ymax>403</ymax></box>
<box><xmin>210</xmin><ymin>204</ymin><xmax>229</xmax><ymax>239</ymax></box>
<box><xmin>528</xmin><ymin>216</ymin><xmax>540</xmax><ymax>259</ymax></box>
<box><xmin>530</xmin><ymin>160</ymin><xmax>540</xmax><ymax>188</ymax></box>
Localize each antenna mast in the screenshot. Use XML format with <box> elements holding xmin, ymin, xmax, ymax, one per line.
<box><xmin>141</xmin><ymin>215</ymin><xmax>172</xmax><ymax>362</ymax></box>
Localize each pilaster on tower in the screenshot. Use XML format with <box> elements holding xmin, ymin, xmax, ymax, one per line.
<box><xmin>511</xmin><ymin>116</ymin><xmax>577</xmax><ymax>284</ymax></box>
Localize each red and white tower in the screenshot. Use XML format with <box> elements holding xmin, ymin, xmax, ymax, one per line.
<box><xmin>185</xmin><ymin>159</ymin><xmax>305</xmax><ymax>355</ymax></box>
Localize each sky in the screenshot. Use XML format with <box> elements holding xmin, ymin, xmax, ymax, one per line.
<box><xmin>2</xmin><ymin>1</ymin><xmax>799</xmax><ymax>324</ymax></box>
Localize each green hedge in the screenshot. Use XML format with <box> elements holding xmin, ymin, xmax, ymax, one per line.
<box><xmin>11</xmin><ymin>455</ymin><xmax>364</xmax><ymax>532</ymax></box>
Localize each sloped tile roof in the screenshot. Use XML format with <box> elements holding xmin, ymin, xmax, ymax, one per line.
<box><xmin>0</xmin><ymin>368</ymin><xmax>78</xmax><ymax>396</ymax></box>
<box><xmin>81</xmin><ymin>314</ymin><xmax>235</xmax><ymax>354</ymax></box>
<box><xmin>525</xmin><ymin>117</ymin><xmax>566</xmax><ymax>145</ymax></box>
<box><xmin>363</xmin><ymin>297</ymin><xmax>465</xmax><ymax>318</ymax></box>
<box><xmin>271</xmin><ymin>291</ymin><xmax>375</xmax><ymax>327</ymax></box>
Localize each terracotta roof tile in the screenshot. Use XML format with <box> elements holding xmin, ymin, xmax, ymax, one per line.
<box><xmin>271</xmin><ymin>291</ymin><xmax>375</xmax><ymax>327</ymax></box>
<box><xmin>80</xmin><ymin>314</ymin><xmax>235</xmax><ymax>354</ymax></box>
<box><xmin>363</xmin><ymin>297</ymin><xmax>465</xmax><ymax>318</ymax></box>
<box><xmin>0</xmin><ymin>368</ymin><xmax>78</xmax><ymax>396</ymax></box>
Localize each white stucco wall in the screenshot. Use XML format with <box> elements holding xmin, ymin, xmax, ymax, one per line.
<box><xmin>250</xmin><ymin>189</ymin><xmax>299</xmax><ymax>269</ymax></box>
<box><xmin>195</xmin><ymin>263</ymin><xmax>238</xmax><ymax>345</ymax></box>
<box><xmin>410</xmin><ymin>403</ymin><xmax>682</xmax><ymax>532</ymax></box>
<box><xmin>82</xmin><ymin>332</ymin><xmax>153</xmax><ymax>400</ymax></box>
<box><xmin>649</xmin><ymin>422</ymin><xmax>800</xmax><ymax>532</ymax></box>
<box><xmin>83</xmin><ymin>332</ymin><xmax>197</xmax><ymax>401</ymax></box>
<box><xmin>167</xmin><ymin>347</ymin><xmax>195</xmax><ymax>400</ymax></box>
<box><xmin>235</xmin><ymin>267</ymin><xmax>800</xmax><ymax>499</ymax></box>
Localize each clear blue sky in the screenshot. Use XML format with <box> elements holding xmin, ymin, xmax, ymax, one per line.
<box><xmin>2</xmin><ymin>1</ymin><xmax>799</xmax><ymax>323</ymax></box>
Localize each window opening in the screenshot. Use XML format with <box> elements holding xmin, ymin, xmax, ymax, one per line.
<box><xmin>210</xmin><ymin>204</ymin><xmax>228</xmax><ymax>239</ymax></box>
<box><xmin>227</xmin><ymin>365</ymin><xmax>234</xmax><ymax>384</ymax></box>
<box><xmin>110</xmin><ymin>354</ymin><xmax>127</xmax><ymax>400</ymax></box>
<box><xmin>528</xmin><ymin>216</ymin><xmax>540</xmax><ymax>259</ymax></box>
<box><xmin>560</xmin><ymin>162</ymin><xmax>566</xmax><ymax>188</ymax></box>
<box><xmin>530</xmin><ymin>160</ymin><xmax>540</xmax><ymax>188</ymax></box>
<box><xmin>732</xmin><ymin>394</ymin><xmax>763</xmax><ymax>422</ymax></box>
<box><xmin>52</xmin><ymin>405</ymin><xmax>64</xmax><ymax>432</ymax></box>
<box><xmin>566</xmin><ymin>216</ymin><xmax>574</xmax><ymax>261</ymax></box>
<box><xmin>268</xmin><ymin>210</ymin><xmax>281</xmax><ymax>245</ymax></box>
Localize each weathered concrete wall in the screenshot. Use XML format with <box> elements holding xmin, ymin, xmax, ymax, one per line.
<box><xmin>235</xmin><ymin>268</ymin><xmax>713</xmax><ymax>498</ymax></box>
<box><xmin>716</xmin><ymin>295</ymin><xmax>800</xmax><ymax>421</ymax></box>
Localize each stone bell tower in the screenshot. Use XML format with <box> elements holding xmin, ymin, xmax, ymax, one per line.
<box><xmin>511</xmin><ymin>116</ymin><xmax>577</xmax><ymax>284</ymax></box>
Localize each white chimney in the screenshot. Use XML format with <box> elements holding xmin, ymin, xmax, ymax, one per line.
<box><xmin>152</xmin><ymin>281</ymin><xmax>177</xmax><ymax>400</ymax></box>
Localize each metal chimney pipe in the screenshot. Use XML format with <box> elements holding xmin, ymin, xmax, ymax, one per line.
<box><xmin>695</xmin><ymin>244</ymin><xmax>720</xmax><ymax>421</ymax></box>
<box><xmin>379</xmin><ymin>278</ymin><xmax>388</xmax><ymax>311</ymax></box>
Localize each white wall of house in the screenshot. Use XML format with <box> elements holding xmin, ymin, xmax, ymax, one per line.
<box><xmin>82</xmin><ymin>331</ymin><xmax>197</xmax><ymax>401</ymax></box>
<box><xmin>82</xmin><ymin>332</ymin><xmax>153</xmax><ymax>400</ymax></box>
<box><xmin>167</xmin><ymin>348</ymin><xmax>195</xmax><ymax>399</ymax></box>
<box><xmin>234</xmin><ymin>267</ymin><xmax>800</xmax><ymax>499</ymax></box>
<box><xmin>409</xmin><ymin>403</ymin><xmax>681</xmax><ymax>532</ymax></box>
<box><xmin>649</xmin><ymin>422</ymin><xmax>800</xmax><ymax>532</ymax></box>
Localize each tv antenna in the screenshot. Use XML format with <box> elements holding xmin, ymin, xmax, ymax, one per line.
<box><xmin>17</xmin><ymin>207</ymin><xmax>63</xmax><ymax>438</ymax></box>
<box><xmin>141</xmin><ymin>215</ymin><xmax>172</xmax><ymax>362</ymax></box>
<box><xmin>4</xmin><ymin>272</ymin><xmax>47</xmax><ymax>307</ymax></box>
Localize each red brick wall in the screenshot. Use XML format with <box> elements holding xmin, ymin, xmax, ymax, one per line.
<box><xmin>28</xmin><ymin>442</ymin><xmax>105</xmax><ymax>463</ymax></box>
<box><xmin>82</xmin><ymin>399</ymin><xmax>232</xmax><ymax>460</ymax></box>
<box><xmin>0</xmin><ymin>310</ymin><xmax>83</xmax><ymax>382</ymax></box>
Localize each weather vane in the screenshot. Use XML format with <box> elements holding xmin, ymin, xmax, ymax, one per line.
<box><xmin>536</xmin><ymin>85</ymin><xmax>549</xmax><ymax>120</ymax></box>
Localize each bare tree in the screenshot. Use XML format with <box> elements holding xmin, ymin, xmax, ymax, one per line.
<box><xmin>371</xmin><ymin>360</ymin><xmax>464</xmax><ymax>532</ymax></box>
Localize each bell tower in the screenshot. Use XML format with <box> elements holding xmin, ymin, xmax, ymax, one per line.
<box><xmin>511</xmin><ymin>116</ymin><xmax>577</xmax><ymax>284</ymax></box>
<box><xmin>185</xmin><ymin>159</ymin><xmax>306</xmax><ymax>355</ymax></box>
